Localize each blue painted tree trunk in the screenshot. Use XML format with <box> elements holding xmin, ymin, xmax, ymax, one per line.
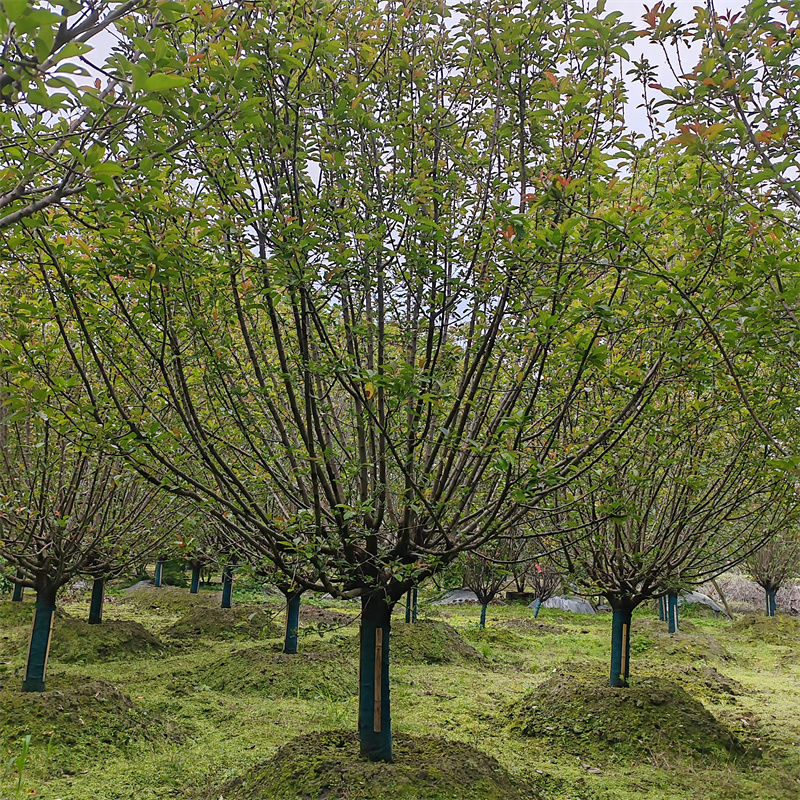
<box><xmin>358</xmin><ymin>594</ymin><xmax>392</xmax><ymax>762</ymax></box>
<box><xmin>283</xmin><ymin>592</ymin><xmax>302</xmax><ymax>654</ymax></box>
<box><xmin>23</xmin><ymin>582</ymin><xmax>57</xmax><ymax>692</ymax></box>
<box><xmin>154</xmin><ymin>560</ymin><xmax>164</xmax><ymax>588</ymax></box>
<box><xmin>221</xmin><ymin>565</ymin><xmax>233</xmax><ymax>609</ymax></box>
<box><xmin>766</xmin><ymin>587</ymin><xmax>777</xmax><ymax>617</ymax></box>
<box><xmin>667</xmin><ymin>592</ymin><xmax>679</xmax><ymax>633</ymax></box>
<box><xmin>411</xmin><ymin>587</ymin><xmax>418</xmax><ymax>623</ymax></box>
<box><xmin>657</xmin><ymin>596</ymin><xmax>665</xmax><ymax>621</ymax></box>
<box><xmin>609</xmin><ymin>605</ymin><xmax>633</xmax><ymax>688</ymax></box>
<box><xmin>405</xmin><ymin>590</ymin><xmax>412</xmax><ymax>623</ymax></box>
<box><xmin>533</xmin><ymin>599</ymin><xmax>542</xmax><ymax>618</ymax></box>
<box><xmin>88</xmin><ymin>577</ymin><xmax>104</xmax><ymax>624</ymax></box>
<box><xmin>12</xmin><ymin>572</ymin><xmax>24</xmax><ymax>602</ymax></box>
<box><xmin>190</xmin><ymin>564</ymin><xmax>201</xmax><ymax>594</ymax></box>
<box><xmin>479</xmin><ymin>603</ymin><xmax>488</xmax><ymax>629</ymax></box>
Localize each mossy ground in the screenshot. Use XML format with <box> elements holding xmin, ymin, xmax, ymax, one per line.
<box><xmin>0</xmin><ymin>589</ymin><xmax>799</xmax><ymax>800</ymax></box>
<box><xmin>161</xmin><ymin>606</ymin><xmax>282</xmax><ymax>642</ymax></box>
<box><xmin>51</xmin><ymin>618</ymin><xmax>165</xmax><ymax>662</ymax></box>
<box><xmin>203</xmin><ymin>730</ymin><xmax>542</xmax><ymax>800</ymax></box>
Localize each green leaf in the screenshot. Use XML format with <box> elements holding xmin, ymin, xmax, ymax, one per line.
<box><xmin>2</xmin><ymin>0</ymin><xmax>27</xmax><ymax>22</ymax></box>
<box><xmin>143</xmin><ymin>73</ymin><xmax>191</xmax><ymax>92</ymax></box>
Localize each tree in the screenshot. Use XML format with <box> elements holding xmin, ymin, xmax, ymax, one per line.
<box><xmin>11</xmin><ymin>0</ymin><xmax>704</xmax><ymax>761</ymax></box>
<box><xmin>462</xmin><ymin>537</ymin><xmax>522</xmax><ymax>629</ymax></box>
<box><xmin>747</xmin><ymin>531</ymin><xmax>800</xmax><ymax>616</ymax></box>
<box><xmin>0</xmin><ymin>409</ymin><xmax>178</xmax><ymax>690</ymax></box>
<box><xmin>546</xmin><ymin>384</ymin><xmax>797</xmax><ymax>687</ymax></box>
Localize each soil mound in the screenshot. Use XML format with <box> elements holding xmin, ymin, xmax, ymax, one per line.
<box><xmin>161</xmin><ymin>606</ymin><xmax>281</xmax><ymax>641</ymax></box>
<box><xmin>0</xmin><ymin>676</ymin><xmax>179</xmax><ymax>770</ymax></box>
<box><xmin>51</xmin><ymin>618</ymin><xmax>164</xmax><ymax>662</ymax></box>
<box><xmin>510</xmin><ymin>670</ymin><xmax>743</xmax><ymax>762</ymax></box>
<box><xmin>202</xmin><ymin>731</ymin><xmax>541</xmax><ymax>800</ymax></box>
<box><xmin>118</xmin><ymin>585</ymin><xmax>219</xmax><ymax>612</ymax></box>
<box><xmin>193</xmin><ymin>645</ymin><xmax>358</xmax><ymax>700</ymax></box>
<box><xmin>299</xmin><ymin>604</ymin><xmax>357</xmax><ymax>630</ymax></box>
<box><xmin>672</xmin><ymin>664</ymin><xmax>744</xmax><ymax>702</ymax></box>
<box><xmin>462</xmin><ymin>626</ymin><xmax>528</xmax><ymax>650</ymax></box>
<box><xmin>632</xmin><ymin>619</ymin><xmax>732</xmax><ymax>663</ymax></box>
<box><xmin>0</xmin><ymin>599</ymin><xmax>36</xmax><ymax>627</ymax></box>
<box><xmin>731</xmin><ymin>615</ymin><xmax>800</xmax><ymax>645</ymax></box>
<box><xmin>391</xmin><ymin>620</ymin><xmax>485</xmax><ymax>665</ymax></box>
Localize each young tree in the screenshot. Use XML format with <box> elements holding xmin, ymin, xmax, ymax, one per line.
<box><xmin>0</xmin><ymin>412</ymin><xmax>178</xmax><ymax>690</ymax></box>
<box><xmin>747</xmin><ymin>532</ymin><xmax>800</xmax><ymax>617</ymax></box>
<box><xmin>547</xmin><ymin>386</ymin><xmax>797</xmax><ymax>687</ymax></box>
<box><xmin>462</xmin><ymin>537</ymin><xmax>521</xmax><ymax>629</ymax></box>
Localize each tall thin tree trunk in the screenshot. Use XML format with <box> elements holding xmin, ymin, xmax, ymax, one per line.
<box><xmin>711</xmin><ymin>578</ymin><xmax>734</xmax><ymax>620</ymax></box>
<box><xmin>766</xmin><ymin>587</ymin><xmax>777</xmax><ymax>617</ymax></box>
<box><xmin>190</xmin><ymin>564</ymin><xmax>201</xmax><ymax>594</ymax></box>
<box><xmin>358</xmin><ymin>594</ymin><xmax>392</xmax><ymax>762</ymax></box>
<box><xmin>154</xmin><ymin>560</ymin><xmax>164</xmax><ymax>588</ymax></box>
<box><xmin>533</xmin><ymin>598</ymin><xmax>542</xmax><ymax>618</ymax></box>
<box><xmin>657</xmin><ymin>596</ymin><xmax>665</xmax><ymax>621</ymax></box>
<box><xmin>667</xmin><ymin>592</ymin><xmax>679</xmax><ymax>633</ymax></box>
<box><xmin>405</xmin><ymin>589</ymin><xmax>412</xmax><ymax>623</ymax></box>
<box><xmin>283</xmin><ymin>592</ymin><xmax>302</xmax><ymax>654</ymax></box>
<box><xmin>411</xmin><ymin>587</ymin><xmax>418</xmax><ymax>623</ymax></box>
<box><xmin>88</xmin><ymin>577</ymin><xmax>104</xmax><ymax>624</ymax></box>
<box><xmin>23</xmin><ymin>579</ymin><xmax>57</xmax><ymax>692</ymax></box>
<box><xmin>221</xmin><ymin>565</ymin><xmax>233</xmax><ymax>609</ymax></box>
<box><xmin>610</xmin><ymin>603</ymin><xmax>633</xmax><ymax>688</ymax></box>
<box><xmin>479</xmin><ymin>603</ymin><xmax>487</xmax><ymax>629</ymax></box>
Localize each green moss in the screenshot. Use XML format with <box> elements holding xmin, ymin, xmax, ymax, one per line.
<box><xmin>118</xmin><ymin>585</ymin><xmax>221</xmax><ymax>612</ymax></box>
<box><xmin>203</xmin><ymin>731</ymin><xmax>542</xmax><ymax>800</ymax></box>
<box><xmin>510</xmin><ymin>668</ymin><xmax>744</xmax><ymax>763</ymax></box>
<box><xmin>391</xmin><ymin>621</ymin><xmax>485</xmax><ymax>665</ymax></box>
<box><xmin>161</xmin><ymin>606</ymin><xmax>281</xmax><ymax>641</ymax></box>
<box><xmin>731</xmin><ymin>615</ymin><xmax>800</xmax><ymax>645</ymax></box>
<box><xmin>632</xmin><ymin>618</ymin><xmax>733</xmax><ymax>663</ymax></box>
<box><xmin>0</xmin><ymin>676</ymin><xmax>180</xmax><ymax>772</ymax></box>
<box><xmin>0</xmin><ymin>599</ymin><xmax>36</xmax><ymax>626</ymax></box>
<box><xmin>50</xmin><ymin>618</ymin><xmax>165</xmax><ymax>663</ymax></box>
<box><xmin>193</xmin><ymin>645</ymin><xmax>358</xmax><ymax>700</ymax></box>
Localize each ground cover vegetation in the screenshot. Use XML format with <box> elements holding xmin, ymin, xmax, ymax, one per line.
<box><xmin>3</xmin><ymin>0</ymin><xmax>800</xmax><ymax>793</ymax></box>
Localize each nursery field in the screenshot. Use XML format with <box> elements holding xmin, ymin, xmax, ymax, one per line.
<box><xmin>1</xmin><ymin>584</ymin><xmax>800</xmax><ymax>800</ymax></box>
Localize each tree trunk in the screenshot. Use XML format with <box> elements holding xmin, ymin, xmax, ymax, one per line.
<box><xmin>667</xmin><ymin>592</ymin><xmax>679</xmax><ymax>633</ymax></box>
<box><xmin>12</xmin><ymin>572</ymin><xmax>24</xmax><ymax>602</ymax></box>
<box><xmin>411</xmin><ymin>587</ymin><xmax>418</xmax><ymax>623</ymax></box>
<box><xmin>221</xmin><ymin>565</ymin><xmax>233</xmax><ymax>609</ymax></box>
<box><xmin>190</xmin><ymin>564</ymin><xmax>201</xmax><ymax>594</ymax></box>
<box><xmin>358</xmin><ymin>594</ymin><xmax>392</xmax><ymax>762</ymax></box>
<box><xmin>88</xmin><ymin>577</ymin><xmax>104</xmax><ymax>624</ymax></box>
<box><xmin>657</xmin><ymin>596</ymin><xmax>665</xmax><ymax>621</ymax></box>
<box><xmin>766</xmin><ymin>587</ymin><xmax>778</xmax><ymax>617</ymax></box>
<box><xmin>711</xmin><ymin>578</ymin><xmax>734</xmax><ymax>620</ymax></box>
<box><xmin>23</xmin><ymin>580</ymin><xmax>57</xmax><ymax>692</ymax></box>
<box><xmin>283</xmin><ymin>592</ymin><xmax>302</xmax><ymax>654</ymax></box>
<box><xmin>154</xmin><ymin>560</ymin><xmax>164</xmax><ymax>588</ymax></box>
<box><xmin>405</xmin><ymin>589</ymin><xmax>412</xmax><ymax>623</ymax></box>
<box><xmin>479</xmin><ymin>603</ymin><xmax>488</xmax><ymax>629</ymax></box>
<box><xmin>533</xmin><ymin>598</ymin><xmax>541</xmax><ymax>618</ymax></box>
<box><xmin>609</xmin><ymin>604</ymin><xmax>633</xmax><ymax>688</ymax></box>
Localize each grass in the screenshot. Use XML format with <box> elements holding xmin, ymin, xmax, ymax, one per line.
<box><xmin>1</xmin><ymin>589</ymin><xmax>799</xmax><ymax>799</ymax></box>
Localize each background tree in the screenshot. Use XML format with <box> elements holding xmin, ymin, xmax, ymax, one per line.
<box><xmin>747</xmin><ymin>531</ymin><xmax>800</xmax><ymax>617</ymax></box>
<box><xmin>546</xmin><ymin>384</ymin><xmax>797</xmax><ymax>687</ymax></box>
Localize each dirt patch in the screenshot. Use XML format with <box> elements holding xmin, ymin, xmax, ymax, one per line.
<box><xmin>509</xmin><ymin>669</ymin><xmax>744</xmax><ymax>762</ymax></box>
<box><xmin>391</xmin><ymin>621</ymin><xmax>486</xmax><ymax>665</ymax></box>
<box><xmin>0</xmin><ymin>676</ymin><xmax>179</xmax><ymax>771</ymax></box>
<box><xmin>50</xmin><ymin>618</ymin><xmax>164</xmax><ymax>663</ymax></box>
<box><xmin>198</xmin><ymin>731</ymin><xmax>542</xmax><ymax>800</ymax></box>
<box><xmin>731</xmin><ymin>615</ymin><xmax>800</xmax><ymax>646</ymax></box>
<box><xmin>161</xmin><ymin>606</ymin><xmax>281</xmax><ymax>641</ymax></box>
<box><xmin>117</xmin><ymin>585</ymin><xmax>220</xmax><ymax>612</ymax></box>
<box><xmin>192</xmin><ymin>645</ymin><xmax>358</xmax><ymax>700</ymax></box>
